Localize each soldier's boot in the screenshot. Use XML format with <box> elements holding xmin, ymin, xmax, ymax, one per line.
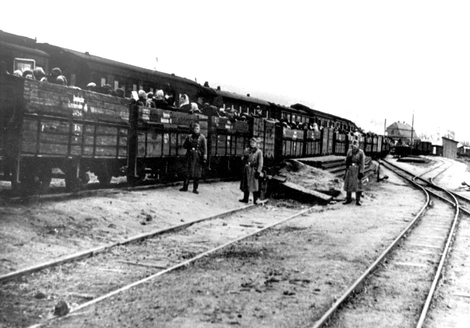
<box><xmin>179</xmin><ymin>179</ymin><xmax>189</xmax><ymax>192</ymax></box>
<box><xmin>343</xmin><ymin>192</ymin><xmax>352</xmax><ymax>205</ymax></box>
<box><xmin>239</xmin><ymin>191</ymin><xmax>249</xmax><ymax>203</ymax></box>
<box><xmin>192</xmin><ymin>179</ymin><xmax>199</xmax><ymax>194</ymax></box>
<box><xmin>253</xmin><ymin>192</ymin><xmax>259</xmax><ymax>205</ymax></box>
<box><xmin>356</xmin><ymin>191</ymin><xmax>362</xmax><ymax>206</ymax></box>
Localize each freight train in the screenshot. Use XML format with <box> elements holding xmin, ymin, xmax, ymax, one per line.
<box><xmin>1</xmin><ymin>30</ymin><xmax>396</xmax><ymax>193</ymax></box>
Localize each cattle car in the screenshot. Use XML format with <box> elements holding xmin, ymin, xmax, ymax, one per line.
<box><xmin>0</xmin><ymin>73</ymin><xmax>131</xmax><ymax>192</ymax></box>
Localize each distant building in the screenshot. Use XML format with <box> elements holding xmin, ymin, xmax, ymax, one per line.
<box><xmin>386</xmin><ymin>122</ymin><xmax>420</xmax><ymax>145</ymax></box>
<box><xmin>442</xmin><ymin>137</ymin><xmax>458</xmax><ymax>159</ymax></box>
<box><xmin>458</xmin><ymin>145</ymin><xmax>470</xmax><ymax>157</ymax></box>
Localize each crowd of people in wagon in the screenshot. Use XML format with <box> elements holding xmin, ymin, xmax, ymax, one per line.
<box><xmin>1</xmin><ymin>61</ymin><xmax>69</xmax><ymax>86</ymax></box>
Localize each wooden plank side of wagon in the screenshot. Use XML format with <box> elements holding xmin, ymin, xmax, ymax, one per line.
<box><xmin>20</xmin><ymin>79</ymin><xmax>130</xmax><ymax>159</ymax></box>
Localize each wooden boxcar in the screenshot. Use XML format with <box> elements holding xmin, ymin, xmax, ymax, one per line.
<box><xmin>0</xmin><ymin>73</ymin><xmax>130</xmax><ymax>191</ymax></box>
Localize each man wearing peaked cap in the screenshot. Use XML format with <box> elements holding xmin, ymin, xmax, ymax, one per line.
<box><xmin>180</xmin><ymin>123</ymin><xmax>207</xmax><ymax>194</ymax></box>
<box><xmin>343</xmin><ymin>139</ymin><xmax>365</xmax><ymax>206</ymax></box>
<box><xmin>239</xmin><ymin>137</ymin><xmax>263</xmax><ymax>204</ymax></box>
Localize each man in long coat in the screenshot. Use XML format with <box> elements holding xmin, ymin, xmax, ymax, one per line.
<box><xmin>180</xmin><ymin>123</ymin><xmax>207</xmax><ymax>194</ymax></box>
<box><xmin>343</xmin><ymin>139</ymin><xmax>365</xmax><ymax>205</ymax></box>
<box><xmin>239</xmin><ymin>137</ymin><xmax>263</xmax><ymax>204</ymax></box>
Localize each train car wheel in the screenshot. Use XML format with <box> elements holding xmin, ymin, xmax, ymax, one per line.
<box><xmin>127</xmin><ymin>162</ymin><xmax>145</xmax><ymax>186</ymax></box>
<box><xmin>97</xmin><ymin>170</ymin><xmax>112</xmax><ymax>187</ymax></box>
<box><xmin>37</xmin><ymin>167</ymin><xmax>52</xmax><ymax>190</ymax></box>
<box><xmin>20</xmin><ymin>165</ymin><xmax>52</xmax><ymax>193</ymax></box>
<box><xmin>62</xmin><ymin>165</ymin><xmax>84</xmax><ymax>191</ymax></box>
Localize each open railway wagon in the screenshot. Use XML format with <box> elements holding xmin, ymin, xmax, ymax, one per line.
<box><xmin>0</xmin><ymin>73</ymin><xmax>130</xmax><ymax>192</ymax></box>
<box><xmin>128</xmin><ymin>105</ymin><xmax>252</xmax><ymax>182</ymax></box>
<box><xmin>412</xmin><ymin>140</ymin><xmax>432</xmax><ymax>156</ymax></box>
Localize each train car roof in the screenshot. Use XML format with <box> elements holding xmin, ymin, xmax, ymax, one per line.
<box><xmin>37</xmin><ymin>43</ymin><xmax>200</xmax><ymax>87</ymax></box>
<box><xmin>269</xmin><ymin>102</ymin><xmax>310</xmax><ymax>116</ymax></box>
<box><xmin>291</xmin><ymin>103</ymin><xmax>356</xmax><ymax>125</ymax></box>
<box><xmin>0</xmin><ymin>30</ymin><xmax>37</xmax><ymax>47</ymax></box>
<box><xmin>214</xmin><ymin>89</ymin><xmax>270</xmax><ymax>106</ymax></box>
<box><xmin>0</xmin><ymin>40</ymin><xmax>50</xmax><ymax>58</ymax></box>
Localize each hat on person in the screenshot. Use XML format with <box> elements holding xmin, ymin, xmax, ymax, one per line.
<box><xmin>51</xmin><ymin>67</ymin><xmax>62</xmax><ymax>76</ymax></box>
<box><xmin>192</xmin><ymin>122</ymin><xmax>200</xmax><ymax>128</ymax></box>
<box><xmin>22</xmin><ymin>69</ymin><xmax>33</xmax><ymax>78</ymax></box>
<box><xmin>250</xmin><ymin>137</ymin><xmax>260</xmax><ymax>143</ymax></box>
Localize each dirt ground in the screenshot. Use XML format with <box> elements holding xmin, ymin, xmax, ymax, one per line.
<box><xmin>1</xmin><ymin>155</ymin><xmax>470</xmax><ymax>327</ymax></box>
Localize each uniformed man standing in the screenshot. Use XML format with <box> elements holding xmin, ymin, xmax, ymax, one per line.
<box><xmin>180</xmin><ymin>123</ymin><xmax>207</xmax><ymax>194</ymax></box>
<box><xmin>343</xmin><ymin>139</ymin><xmax>365</xmax><ymax>205</ymax></box>
<box><xmin>239</xmin><ymin>137</ymin><xmax>263</xmax><ymax>204</ymax></box>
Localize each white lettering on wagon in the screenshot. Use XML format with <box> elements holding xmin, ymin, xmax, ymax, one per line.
<box><xmin>68</xmin><ymin>95</ymin><xmax>89</xmax><ymax>117</ymax></box>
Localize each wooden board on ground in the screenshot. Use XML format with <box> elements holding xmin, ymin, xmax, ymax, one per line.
<box><xmin>280</xmin><ymin>181</ymin><xmax>333</xmax><ymax>202</ymax></box>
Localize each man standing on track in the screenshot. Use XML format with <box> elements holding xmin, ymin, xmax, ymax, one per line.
<box><xmin>239</xmin><ymin>137</ymin><xmax>263</xmax><ymax>204</ymax></box>
<box><xmin>180</xmin><ymin>123</ymin><xmax>207</xmax><ymax>194</ymax></box>
<box><xmin>343</xmin><ymin>139</ymin><xmax>365</xmax><ymax>206</ymax></box>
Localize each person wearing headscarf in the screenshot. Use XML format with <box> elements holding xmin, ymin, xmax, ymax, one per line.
<box><xmin>50</xmin><ymin>67</ymin><xmax>67</xmax><ymax>86</ymax></box>
<box><xmin>146</xmin><ymin>92</ymin><xmax>155</xmax><ymax>107</ymax></box>
<box><xmin>189</xmin><ymin>102</ymin><xmax>202</xmax><ymax>114</ymax></box>
<box><xmin>12</xmin><ymin>70</ymin><xmax>23</xmax><ymax>77</ymax></box>
<box><xmin>179</xmin><ymin>94</ymin><xmax>191</xmax><ymax>111</ymax></box>
<box><xmin>343</xmin><ymin>139</ymin><xmax>365</xmax><ymax>205</ymax></box>
<box><xmin>239</xmin><ymin>137</ymin><xmax>264</xmax><ymax>204</ymax></box>
<box><xmin>33</xmin><ymin>67</ymin><xmax>47</xmax><ymax>81</ymax></box>
<box><xmin>136</xmin><ymin>90</ymin><xmax>147</xmax><ymax>106</ymax></box>
<box><xmin>153</xmin><ymin>89</ymin><xmax>168</xmax><ymax>109</ymax></box>
<box><xmin>86</xmin><ymin>82</ymin><xmax>97</xmax><ymax>91</ymax></box>
<box><xmin>180</xmin><ymin>123</ymin><xmax>207</xmax><ymax>194</ymax></box>
<box><xmin>22</xmin><ymin>69</ymin><xmax>35</xmax><ymax>80</ymax></box>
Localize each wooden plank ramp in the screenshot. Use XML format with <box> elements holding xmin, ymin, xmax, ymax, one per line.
<box><xmin>280</xmin><ymin>181</ymin><xmax>333</xmax><ymax>202</ymax></box>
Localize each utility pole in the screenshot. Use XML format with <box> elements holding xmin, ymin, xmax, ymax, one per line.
<box><xmin>410</xmin><ymin>111</ymin><xmax>414</xmax><ymax>155</ymax></box>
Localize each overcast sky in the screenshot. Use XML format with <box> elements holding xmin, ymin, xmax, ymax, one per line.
<box><xmin>3</xmin><ymin>0</ymin><xmax>470</xmax><ymax>142</ymax></box>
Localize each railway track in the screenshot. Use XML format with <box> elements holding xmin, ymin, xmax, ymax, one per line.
<box><xmin>0</xmin><ymin>176</ymin><xmax>237</xmax><ymax>205</ymax></box>
<box><xmin>0</xmin><ymin>199</ymin><xmax>316</xmax><ymax>328</ymax></box>
<box><xmin>310</xmin><ymin>157</ymin><xmax>469</xmax><ymax>328</ymax></box>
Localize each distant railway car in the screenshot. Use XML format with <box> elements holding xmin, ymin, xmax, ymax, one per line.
<box><xmin>0</xmin><ymin>30</ymin><xmax>50</xmax><ymax>74</ymax></box>
<box><xmin>212</xmin><ymin>88</ymin><xmax>270</xmax><ymax>118</ymax></box>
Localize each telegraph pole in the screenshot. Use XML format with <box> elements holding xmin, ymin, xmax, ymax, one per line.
<box><xmin>410</xmin><ymin>111</ymin><xmax>414</xmax><ymax>155</ymax></box>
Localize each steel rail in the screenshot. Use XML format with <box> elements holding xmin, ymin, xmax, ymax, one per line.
<box><xmin>311</xmin><ymin>161</ymin><xmax>430</xmax><ymax>328</ymax></box>
<box><xmin>380</xmin><ymin>159</ymin><xmax>465</xmax><ymax>328</ymax></box>
<box><xmin>0</xmin><ymin>202</ymin><xmax>258</xmax><ymax>283</ymax></box>
<box><xmin>416</xmin><ymin>184</ymin><xmax>460</xmax><ymax>327</ymax></box>
<box><xmin>384</xmin><ymin>159</ymin><xmax>470</xmax><ymax>216</ymax></box>
<box><xmin>28</xmin><ymin>205</ymin><xmax>317</xmax><ymax>328</ymax></box>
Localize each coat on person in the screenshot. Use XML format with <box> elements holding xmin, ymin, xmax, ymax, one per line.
<box><xmin>240</xmin><ymin>139</ymin><xmax>263</xmax><ymax>193</ymax></box>
<box><xmin>182</xmin><ymin>126</ymin><xmax>207</xmax><ymax>179</ymax></box>
<box><xmin>343</xmin><ymin>145</ymin><xmax>365</xmax><ymax>192</ymax></box>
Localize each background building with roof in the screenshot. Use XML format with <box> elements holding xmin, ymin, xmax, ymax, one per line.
<box><xmin>386</xmin><ymin>121</ymin><xmax>420</xmax><ymax>145</ymax></box>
